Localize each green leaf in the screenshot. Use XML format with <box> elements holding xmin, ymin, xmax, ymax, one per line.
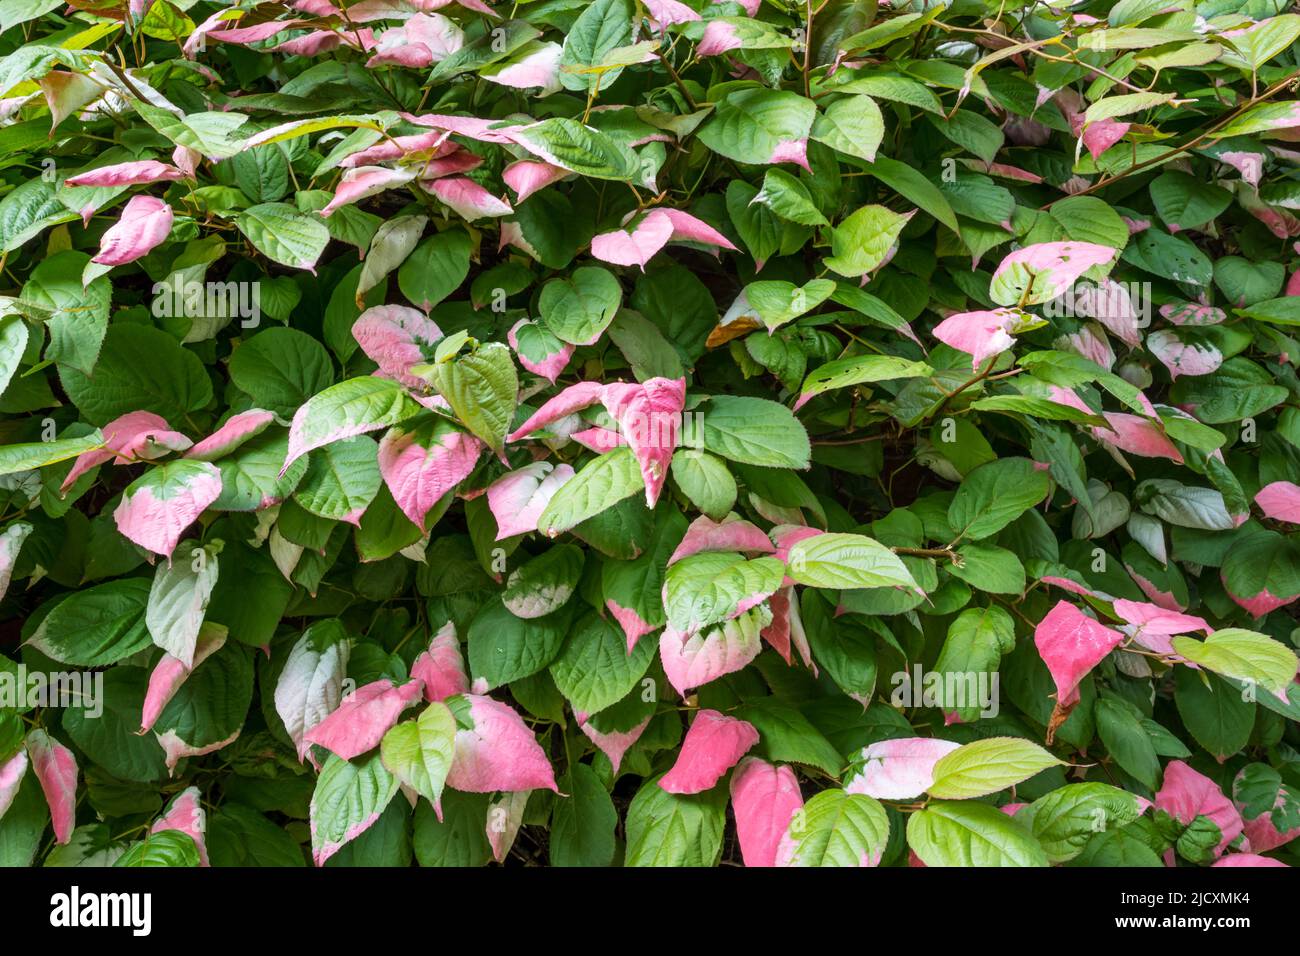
<box><xmin>538</xmin><ymin>446</ymin><xmax>645</xmax><ymax>536</ymax></box>
<box><xmin>430</xmin><ymin>342</ymin><xmax>519</xmax><ymax>454</ymax></box>
<box><xmin>825</xmin><ymin>204</ymin><xmax>913</xmax><ymax>278</ymax></box>
<box><xmin>744</xmin><ymin>278</ymin><xmax>835</xmax><ymax>331</ymax></box>
<box><xmin>700</xmin><ymin>395</ymin><xmax>811</xmax><ymax>469</ymax></box>
<box><xmin>907</xmin><ymin>801</ymin><xmax>1049</xmax><ymax>867</ymax></box>
<box><xmin>236</xmin><ymin>202</ymin><xmax>331</xmax><ymax>271</ymax></box>
<box><xmin>379</xmin><ymin>701</ymin><xmax>456</xmax><ymax>810</ymax></box>
<box><xmin>229</xmin><ymin>327</ymin><xmax>334</xmax><ymax>418</ymax></box>
<box><xmin>539</xmin><ymin>266</ymin><xmax>623</xmax><ymax>346</ymax></box>
<box><xmin>115</xmin><ymin>829</ymin><xmax>200</xmax><ymax>867</ymax></box>
<box><xmin>752</xmin><ymin>168</ymin><xmax>828</xmax><ymax>226</ymax></box>
<box><xmin>1172</xmin><ymin>628</ymin><xmax>1299</xmax><ymax>700</ymax></box>
<box><xmin>948</xmin><ymin>457</ymin><xmax>1051</xmax><ymax>541</ymax></box>
<box><xmin>624</xmin><ymin>772</ymin><xmax>727</xmax><ymax>866</ymax></box>
<box><xmin>1016</xmin><ymin>783</ymin><xmax>1144</xmax><ymax>863</ymax></box>
<box><xmin>0</xmin><ymin>431</ymin><xmax>105</xmax><ymax>477</ymax></box>
<box><xmin>398</xmin><ymin>229</ymin><xmax>472</xmax><ymax>311</ymax></box>
<box><xmin>698</xmin><ymin>88</ymin><xmax>816</xmax><ymax>167</ymax></box>
<box><xmin>559</xmin><ymin>0</ymin><xmax>634</xmax><ymax>91</ymax></box>
<box><xmin>310</xmin><ymin>752</ymin><xmax>399</xmax><ymax>866</ymax></box>
<box><xmin>293</xmin><ymin>436</ymin><xmax>382</xmax><ymax>522</ymax></box>
<box><xmin>863</xmin><ymin>155</ymin><xmax>959</xmax><ymax>233</ymax></box>
<box><xmin>797</xmin><ymin>354</ymin><xmax>932</xmax><ymax>405</ymax></box>
<box><xmin>779</xmin><ymin>789</ymin><xmax>889</xmax><ymax>866</ymax></box>
<box><xmin>59</xmin><ymin>323</ymin><xmax>212</xmax><ymax>426</ymax></box>
<box><xmin>1173</xmin><ymin>668</ymin><xmax>1254</xmax><ymax>762</ymax></box>
<box><xmin>286</xmin><ymin>377</ymin><xmax>421</xmax><ymax>468</ymax></box>
<box><xmin>663</xmin><ymin>551</ymin><xmax>785</xmax><ymax>633</ymax></box>
<box><xmin>550</xmin><ymin>763</ymin><xmax>617</xmax><ymax>867</ymax></box>
<box><xmin>28</xmin><ymin>578</ymin><xmax>153</xmax><ymax>666</ymax></box>
<box><xmin>509</xmin><ymin>118</ymin><xmax>638</xmax><ymax>180</ymax></box>
<box><xmin>669</xmin><ymin>450</ymin><xmax>737</xmax><ymax>521</ymax></box>
<box><xmin>550</xmin><ymin>612</ymin><xmax>655</xmax><ymax>714</ymax></box>
<box><xmin>467</xmin><ymin>596</ymin><xmax>570</xmax><ymax>689</ymax></box>
<box><xmin>811</xmin><ymin>94</ymin><xmax>885</xmax><ymax>162</ymax></box>
<box><xmin>927</xmin><ymin>737</ymin><xmax>1065</xmax><ymax>799</ymax></box>
<box><xmin>1095</xmin><ymin>697</ymin><xmax>1160</xmax><ymax>789</ymax></box>
<box><xmin>787</xmin><ymin>532</ymin><xmax>917</xmax><ymax>591</ymax></box>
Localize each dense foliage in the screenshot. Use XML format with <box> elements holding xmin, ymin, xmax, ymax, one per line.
<box><xmin>1</xmin><ymin>0</ymin><xmax>1300</xmax><ymax>869</ymax></box>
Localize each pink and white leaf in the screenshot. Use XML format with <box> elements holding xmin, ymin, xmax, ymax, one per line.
<box><xmin>445</xmin><ymin>694</ymin><xmax>559</xmax><ymax>793</ymax></box>
<box><xmin>25</xmin><ymin>729</ymin><xmax>77</xmax><ymax>845</ymax></box>
<box><xmin>843</xmin><ymin>737</ymin><xmax>962</xmax><ymax>800</ymax></box>
<box><xmin>93</xmin><ymin>195</ymin><xmax>174</xmax><ymax>266</ymax></box>
<box><xmin>729</xmin><ymin>757</ymin><xmax>803</xmax><ymax>867</ymax></box>
<box><xmin>485</xmin><ymin>461</ymin><xmax>575</xmax><ymax>539</ymax></box>
<box><xmin>151</xmin><ymin>786</ymin><xmax>209</xmax><ymax>866</ymax></box>
<box><xmin>302</xmin><ymin>678</ymin><xmax>424</xmax><ymax>761</ymax></box>
<box><xmin>411</xmin><ymin>622</ymin><xmax>469</xmax><ymax>702</ymax></box>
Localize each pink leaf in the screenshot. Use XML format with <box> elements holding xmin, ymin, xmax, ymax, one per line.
<box><xmin>502</xmin><ymin>160</ymin><xmax>568</xmax><ymax>203</ymax></box>
<box><xmin>769</xmin><ymin>138</ymin><xmax>811</xmax><ymax>170</ymax></box>
<box><xmin>485</xmin><ymin>461</ymin><xmax>575</xmax><ymax>539</ymax></box>
<box><xmin>507</xmin><ymin>318</ymin><xmax>574</xmax><ymax>383</ymax></box>
<box><xmin>843</xmin><ymin>737</ymin><xmax>962</xmax><ymax>800</ymax></box>
<box><xmin>660</xmin><ymin>619</ymin><xmax>763</xmax><ymax>697</ymax></box>
<box><xmin>697</xmin><ymin>20</ymin><xmax>744</xmax><ymax>56</ymax></box>
<box><xmin>410</xmin><ymin>622</ymin><xmax>470</xmax><ymax>702</ymax></box>
<box><xmin>303</xmin><ymin>679</ymin><xmax>424</xmax><ymax>761</ymax></box>
<box><xmin>644</xmin><ymin>0</ymin><xmax>701</xmax><ymax>26</ymax></box>
<box><xmin>659</xmin><ymin>208</ymin><xmax>737</xmax><ymax>252</ymax></box>
<box><xmin>113</xmin><ymin>462</ymin><xmax>223</xmax><ymax>558</ymax></box>
<box><xmin>1033</xmin><ymin>600</ymin><xmax>1125</xmax><ymax>707</ymax></box>
<box><xmin>1213</xmin><ymin>853</ymin><xmax>1289</xmax><ymax>867</ymax></box>
<box><xmin>0</xmin><ymin>749</ymin><xmax>28</xmax><ymax>820</ymax></box>
<box><xmin>445</xmin><ymin>694</ymin><xmax>559</xmax><ymax>792</ymax></box>
<box><xmin>483</xmin><ymin>42</ymin><xmax>561</xmax><ymax>94</ymax></box>
<box><xmin>340</xmin><ymin>132</ymin><xmax>453</xmax><ymax>169</ymax></box>
<box><xmin>425</xmin><ymin>176</ymin><xmax>513</xmax><ymax>220</ymax></box>
<box><xmin>151</xmin><ymin>786</ymin><xmax>209</xmax><ymax>866</ymax></box>
<box><xmin>992</xmin><ymin>241</ymin><xmax>1117</xmax><ymax>303</ymax></box>
<box><xmin>157</xmin><ymin>728</ymin><xmax>241</xmax><ymax>776</ymax></box>
<box><xmin>669</xmin><ymin>515</ymin><xmax>776</xmax><ymax>566</ymax></box>
<box><xmin>1256</xmin><ymin>481</ymin><xmax>1300</xmax><ymax>524</ymax></box>
<box><xmin>93</xmin><ymin>195</ymin><xmax>174</xmax><ymax>266</ymax></box>
<box><xmin>1082</xmin><ymin>119</ymin><xmax>1130</xmax><ymax>160</ymax></box>
<box><xmin>1155</xmin><ymin>760</ymin><xmax>1243</xmax><ymax>858</ymax></box>
<box><xmin>352</xmin><ymin>304</ymin><xmax>442</xmax><ymax>389</ymax></box>
<box><xmin>591</xmin><ymin>210</ymin><xmax>676</xmax><ymax>269</ymax></box>
<box><xmin>321</xmin><ymin>166</ymin><xmax>417</xmax><ymax>216</ymax></box>
<box><xmin>184</xmin><ymin>409</ymin><xmax>274</xmax><ymax>461</ymax></box>
<box><xmin>1112</xmin><ymin>599</ymin><xmax>1209</xmax><ymax>655</ymax></box>
<box><xmin>580</xmin><ymin>715</ymin><xmax>651</xmax><ymax>774</ymax></box>
<box><xmin>1147</xmin><ymin>330</ymin><xmax>1222</xmax><ymax>380</ymax></box>
<box><xmin>600</xmin><ymin>376</ymin><xmax>687</xmax><ymax>507</ymax></box>
<box><xmin>729</xmin><ymin>757</ymin><xmax>804</xmax><ymax>867</ymax></box>
<box><xmin>605</xmin><ymin>599</ymin><xmax>658</xmax><ymax>652</ymax></box>
<box><xmin>63</xmin><ymin>410</ymin><xmax>192</xmax><ymax>491</ymax></box>
<box><xmin>659</xmin><ymin>709</ymin><xmax>759</xmax><ymax>794</ymax></box>
<box><xmin>932</xmin><ymin>308</ymin><xmax>1022</xmax><ymax>370</ymax></box>
<box><xmin>141</xmin><ymin>627</ymin><xmax>227</xmax><ymax>733</ymax></box>
<box><xmin>378</xmin><ymin>421</ymin><xmax>483</xmax><ymax>530</ymax></box>
<box><xmin>25</xmin><ymin>729</ymin><xmax>77</xmax><ymax>845</ymax></box>
<box><xmin>1096</xmin><ymin>412</ymin><xmax>1184</xmax><ymax>464</ymax></box>
<box><xmin>64</xmin><ymin>160</ymin><xmax>186</xmax><ymax>188</ymax></box>
<box><xmin>507</xmin><ymin>380</ymin><xmax>606</xmax><ymax>441</ymax></box>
